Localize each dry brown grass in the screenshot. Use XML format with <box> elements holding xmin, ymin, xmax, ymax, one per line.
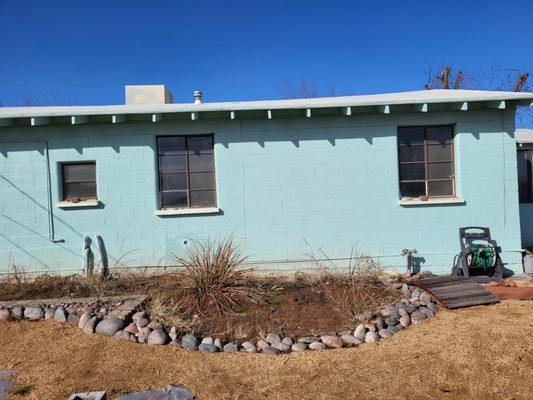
<box><xmin>318</xmin><ymin>254</ymin><xmax>400</xmax><ymax>322</ymax></box>
<box><xmin>1</xmin><ymin>301</ymin><xmax>532</xmax><ymax>400</ymax></box>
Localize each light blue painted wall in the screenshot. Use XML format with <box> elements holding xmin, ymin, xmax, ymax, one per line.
<box><xmin>519</xmin><ymin>205</ymin><xmax>533</xmax><ymax>247</ymax></box>
<box><xmin>0</xmin><ymin>109</ymin><xmax>524</xmax><ymax>275</ymax></box>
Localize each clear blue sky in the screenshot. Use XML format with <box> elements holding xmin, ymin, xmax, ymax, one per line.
<box><xmin>1</xmin><ymin>0</ymin><xmax>532</xmax><ymax>106</ymax></box>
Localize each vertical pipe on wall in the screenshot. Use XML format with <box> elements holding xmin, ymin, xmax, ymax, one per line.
<box><xmin>44</xmin><ymin>139</ymin><xmax>64</xmax><ymax>243</ymax></box>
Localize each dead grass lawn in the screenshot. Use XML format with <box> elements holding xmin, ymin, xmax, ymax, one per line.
<box><xmin>1</xmin><ymin>301</ymin><xmax>532</xmax><ymax>400</ymax></box>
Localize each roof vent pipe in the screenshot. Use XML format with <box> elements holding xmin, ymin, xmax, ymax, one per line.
<box><xmin>194</xmin><ymin>90</ymin><xmax>203</xmax><ymax>104</ymax></box>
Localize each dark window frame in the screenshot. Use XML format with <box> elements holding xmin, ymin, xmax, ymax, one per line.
<box><xmin>61</xmin><ymin>161</ymin><xmax>97</xmax><ymax>201</ymax></box>
<box><xmin>397</xmin><ymin>125</ymin><xmax>456</xmax><ymax>198</ymax></box>
<box><xmin>156</xmin><ymin>134</ymin><xmax>217</xmax><ymax>209</ymax></box>
<box><xmin>517</xmin><ymin>148</ymin><xmax>533</xmax><ymax>203</ymax></box>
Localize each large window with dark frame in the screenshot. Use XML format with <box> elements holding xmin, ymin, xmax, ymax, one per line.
<box><xmin>157</xmin><ymin>135</ymin><xmax>216</xmax><ymax>209</ymax></box>
<box><xmin>397</xmin><ymin>125</ymin><xmax>455</xmax><ymax>198</ymax></box>
<box><xmin>61</xmin><ymin>162</ymin><xmax>97</xmax><ymax>201</ymax></box>
<box><xmin>517</xmin><ymin>149</ymin><xmax>533</xmax><ymax>203</ymax></box>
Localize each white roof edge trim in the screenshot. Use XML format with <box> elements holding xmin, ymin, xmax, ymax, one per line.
<box><xmin>0</xmin><ymin>89</ymin><xmax>532</xmax><ymax>120</ymax></box>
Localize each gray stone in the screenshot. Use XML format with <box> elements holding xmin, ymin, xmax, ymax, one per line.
<box><xmin>364</xmin><ymin>323</ymin><xmax>376</xmax><ymax>332</ymax></box>
<box><xmin>131</xmin><ymin>311</ymin><xmax>145</xmax><ymax>321</ymax></box>
<box><xmin>400</xmin><ymin>304</ymin><xmax>416</xmax><ymax>314</ymax></box>
<box><xmin>281</xmin><ymin>337</ymin><xmax>293</xmax><ymax>346</ymax></box>
<box><xmin>135</xmin><ymin>317</ymin><xmax>150</xmax><ymax>329</ymax></box>
<box><xmin>44</xmin><ymin>307</ymin><xmax>56</xmax><ymax>320</ymax></box>
<box><xmin>411</xmin><ymin>311</ymin><xmax>427</xmax><ymax>322</ymax></box>
<box><xmin>398</xmin><ymin>308</ymin><xmax>409</xmax><ymax>317</ymax></box>
<box><xmin>256</xmin><ymin>339</ymin><xmax>269</xmax><ymax>350</ymax></box>
<box><xmin>420</xmin><ymin>291</ymin><xmax>432</xmax><ymax>304</ymax></box>
<box><xmin>384</xmin><ymin>316</ymin><xmax>399</xmax><ymax>326</ymax></box>
<box><xmin>67</xmin><ymin>313</ymin><xmax>80</xmax><ymax>326</ymax></box>
<box><xmin>168</xmin><ymin>339</ymin><xmax>181</xmax><ymax>347</ymax></box>
<box><xmin>54</xmin><ymin>307</ymin><xmax>68</xmax><ymax>323</ymax></box>
<box><xmin>147</xmin><ymin>320</ymin><xmax>163</xmax><ymax>330</ymax></box>
<box><xmin>114</xmin><ymin>385</ymin><xmax>194</xmax><ymax>400</ymax></box>
<box><xmin>11</xmin><ymin>306</ymin><xmax>23</xmax><ymax>319</ymax></box>
<box><xmin>240</xmin><ymin>341</ymin><xmax>257</xmax><ymax>353</ymax></box>
<box><xmin>114</xmin><ymin>330</ymin><xmax>133</xmax><ymax>341</ymax></box>
<box><xmin>266</xmin><ymin>333</ymin><xmax>281</xmax><ymax>344</ymax></box>
<box><xmin>199</xmin><ymin>343</ymin><xmax>218</xmax><ymax>353</ymax></box>
<box><xmin>374</xmin><ymin>317</ymin><xmax>385</xmax><ymax>330</ymax></box>
<box><xmin>321</xmin><ymin>335</ymin><xmax>343</xmax><ymax>348</ymax></box>
<box><xmin>401</xmin><ymin>283</ymin><xmax>411</xmax><ymax>298</ymax></box>
<box><xmin>169</xmin><ymin>327</ymin><xmax>177</xmax><ymax>340</ymax></box>
<box><xmin>365</xmin><ymin>331</ymin><xmax>380</xmax><ymax>343</ymax></box>
<box><xmin>23</xmin><ymin>306</ymin><xmax>44</xmax><ymax>321</ymax></box>
<box><xmin>201</xmin><ymin>337</ymin><xmax>214</xmax><ymax>345</ymax></box>
<box><xmin>387</xmin><ymin>325</ymin><xmax>401</xmax><ymax>334</ymax></box>
<box><xmin>381</xmin><ymin>308</ymin><xmax>399</xmax><ymax>317</ymax></box>
<box><xmin>297</xmin><ymin>336</ymin><xmax>321</xmax><ymax>344</ymax></box>
<box><xmin>0</xmin><ymin>309</ymin><xmax>10</xmax><ymax>321</ymax></box>
<box><xmin>181</xmin><ymin>334</ymin><xmax>199</xmax><ymax>350</ymax></box>
<box><xmin>291</xmin><ymin>342</ymin><xmax>308</xmax><ymax>352</ymax></box>
<box><xmin>83</xmin><ymin>316</ymin><xmax>98</xmax><ymax>334</ymax></box>
<box><xmin>124</xmin><ymin>323</ymin><xmax>139</xmax><ymax>335</ymax></box>
<box><xmin>262</xmin><ymin>346</ymin><xmax>280</xmax><ymax>356</ymax></box>
<box><xmin>379</xmin><ymin>329</ymin><xmax>393</xmax><ymax>339</ymax></box>
<box><xmin>78</xmin><ymin>313</ymin><xmax>92</xmax><ymax>329</ymax></box>
<box><xmin>223</xmin><ymin>342</ymin><xmax>239</xmax><ymax>352</ymax></box>
<box><xmin>147</xmin><ymin>329</ymin><xmax>169</xmax><ymax>345</ymax></box>
<box><xmin>419</xmin><ymin>307</ymin><xmax>435</xmax><ymax>317</ymax></box>
<box><xmin>341</xmin><ymin>334</ymin><xmax>363</xmax><ymax>346</ymax></box>
<box><xmin>354</xmin><ymin>324</ymin><xmax>367</xmax><ymax>339</ymax></box>
<box><xmin>137</xmin><ymin>327</ymin><xmax>152</xmax><ymax>343</ymax></box>
<box><xmin>67</xmin><ymin>391</ymin><xmax>107</xmax><ymax>400</ymax></box>
<box><xmin>95</xmin><ymin>318</ymin><xmax>126</xmax><ymax>336</ymax></box>
<box><xmin>271</xmin><ymin>342</ymin><xmax>291</xmax><ymax>352</ymax></box>
<box><xmin>399</xmin><ymin>315</ymin><xmax>411</xmax><ymax>328</ymax></box>
<box><xmin>214</xmin><ymin>338</ymin><xmax>223</xmax><ymax>350</ymax></box>
<box><xmin>309</xmin><ymin>342</ymin><xmax>326</xmax><ymax>350</ymax></box>
<box><xmin>426</xmin><ymin>302</ymin><xmax>438</xmax><ymax>313</ymax></box>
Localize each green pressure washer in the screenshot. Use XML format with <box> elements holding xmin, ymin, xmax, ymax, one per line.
<box><xmin>451</xmin><ymin>227</ymin><xmax>503</xmax><ymax>280</ymax></box>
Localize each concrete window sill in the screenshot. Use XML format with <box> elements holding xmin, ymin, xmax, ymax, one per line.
<box><xmin>155</xmin><ymin>207</ymin><xmax>220</xmax><ymax>216</ymax></box>
<box><xmin>56</xmin><ymin>200</ymin><xmax>101</xmax><ymax>209</ymax></box>
<box><xmin>398</xmin><ymin>197</ymin><xmax>465</xmax><ymax>207</ymax></box>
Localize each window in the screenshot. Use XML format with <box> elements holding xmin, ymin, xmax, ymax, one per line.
<box><xmin>157</xmin><ymin>135</ymin><xmax>216</xmax><ymax>209</ymax></box>
<box><xmin>61</xmin><ymin>162</ymin><xmax>97</xmax><ymax>201</ymax></box>
<box><xmin>397</xmin><ymin>125</ymin><xmax>455</xmax><ymax>198</ymax></box>
<box><xmin>518</xmin><ymin>149</ymin><xmax>533</xmax><ymax>203</ymax></box>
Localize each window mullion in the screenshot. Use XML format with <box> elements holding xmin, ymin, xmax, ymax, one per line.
<box><xmin>424</xmin><ymin>127</ymin><xmax>429</xmax><ymax>196</ymax></box>
<box><xmin>185</xmin><ymin>137</ymin><xmax>191</xmax><ymax>207</ymax></box>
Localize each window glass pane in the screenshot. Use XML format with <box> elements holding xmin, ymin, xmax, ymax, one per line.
<box><xmin>161</xmin><ymin>173</ymin><xmax>187</xmax><ymax>191</ymax></box>
<box><xmin>63</xmin><ymin>163</ymin><xmax>95</xmax><ymax>182</ymax></box>
<box><xmin>428</xmin><ymin>162</ymin><xmax>453</xmax><ymax>179</ymax></box>
<box><xmin>427</xmin><ymin>126</ymin><xmax>452</xmax><ymax>144</ymax></box>
<box><xmin>398</xmin><ymin>127</ymin><xmax>425</xmax><ymax>145</ymax></box>
<box><xmin>190</xmin><ymin>190</ymin><xmax>215</xmax><ymax>207</ymax></box>
<box><xmin>162</xmin><ymin>191</ymin><xmax>188</xmax><ymax>208</ymax></box>
<box><xmin>428</xmin><ymin>180</ymin><xmax>453</xmax><ymax>196</ymax></box>
<box><xmin>399</xmin><ymin>163</ymin><xmax>425</xmax><ymax>181</ymax></box>
<box><xmin>398</xmin><ymin>144</ymin><xmax>425</xmax><ymax>162</ymax></box>
<box><xmin>189</xmin><ymin>172</ymin><xmax>214</xmax><ymax>190</ymax></box>
<box><xmin>158</xmin><ymin>137</ymin><xmax>186</xmax><ymax>155</ymax></box>
<box><xmin>188</xmin><ymin>152</ymin><xmax>214</xmax><ymax>172</ymax></box>
<box><xmin>518</xmin><ymin>150</ymin><xmax>533</xmax><ymax>202</ymax></box>
<box><xmin>159</xmin><ymin>155</ymin><xmax>186</xmax><ymax>173</ymax></box>
<box><xmin>428</xmin><ymin>143</ymin><xmax>452</xmax><ymax>162</ymax></box>
<box><xmin>188</xmin><ymin>136</ymin><xmax>213</xmax><ymax>154</ymax></box>
<box><xmin>400</xmin><ymin>182</ymin><xmax>425</xmax><ymax>197</ymax></box>
<box><xmin>65</xmin><ymin>182</ymin><xmax>96</xmax><ymax>199</ymax></box>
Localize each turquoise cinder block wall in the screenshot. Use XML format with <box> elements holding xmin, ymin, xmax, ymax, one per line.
<box><xmin>0</xmin><ymin>109</ymin><xmax>524</xmax><ymax>275</ymax></box>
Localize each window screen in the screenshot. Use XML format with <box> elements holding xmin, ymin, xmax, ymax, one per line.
<box><xmin>62</xmin><ymin>162</ymin><xmax>97</xmax><ymax>200</ymax></box>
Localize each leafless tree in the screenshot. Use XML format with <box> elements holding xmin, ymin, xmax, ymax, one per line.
<box><xmin>280</xmin><ymin>80</ymin><xmax>337</xmax><ymax>99</ymax></box>
<box><xmin>1</xmin><ymin>91</ymin><xmax>70</xmax><ymax>107</ymax></box>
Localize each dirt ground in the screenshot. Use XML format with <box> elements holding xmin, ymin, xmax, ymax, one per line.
<box><xmin>0</xmin><ymin>301</ymin><xmax>532</xmax><ymax>400</ymax></box>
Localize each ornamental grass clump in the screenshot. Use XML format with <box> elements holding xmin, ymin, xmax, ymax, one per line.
<box><xmin>175</xmin><ymin>237</ymin><xmax>255</xmax><ymax>316</ymax></box>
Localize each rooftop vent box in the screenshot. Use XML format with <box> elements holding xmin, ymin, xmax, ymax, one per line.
<box><xmin>125</xmin><ymin>85</ymin><xmax>173</xmax><ymax>105</ymax></box>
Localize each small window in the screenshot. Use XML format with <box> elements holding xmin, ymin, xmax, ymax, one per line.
<box><xmin>61</xmin><ymin>162</ymin><xmax>97</xmax><ymax>201</ymax></box>
<box><xmin>517</xmin><ymin>149</ymin><xmax>533</xmax><ymax>203</ymax></box>
<box><xmin>157</xmin><ymin>135</ymin><xmax>216</xmax><ymax>209</ymax></box>
<box><xmin>397</xmin><ymin>125</ymin><xmax>455</xmax><ymax>198</ymax></box>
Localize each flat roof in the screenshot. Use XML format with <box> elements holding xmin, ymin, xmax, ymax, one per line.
<box><xmin>1</xmin><ymin>89</ymin><xmax>532</xmax><ymax>126</ymax></box>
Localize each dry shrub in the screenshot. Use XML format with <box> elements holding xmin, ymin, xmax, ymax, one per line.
<box><xmin>174</xmin><ymin>237</ymin><xmax>256</xmax><ymax>317</ymax></box>
<box><xmin>318</xmin><ymin>253</ymin><xmax>400</xmax><ymax>323</ymax></box>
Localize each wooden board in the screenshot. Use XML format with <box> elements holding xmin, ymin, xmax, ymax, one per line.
<box><xmin>410</xmin><ymin>276</ymin><xmax>500</xmax><ymax>309</ymax></box>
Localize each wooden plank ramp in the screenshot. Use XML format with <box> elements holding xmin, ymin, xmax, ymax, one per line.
<box><xmin>410</xmin><ymin>276</ymin><xmax>500</xmax><ymax>309</ymax></box>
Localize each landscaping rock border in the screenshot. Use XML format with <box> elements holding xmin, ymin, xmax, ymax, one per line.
<box><xmin>0</xmin><ymin>282</ymin><xmax>439</xmax><ymax>356</ymax></box>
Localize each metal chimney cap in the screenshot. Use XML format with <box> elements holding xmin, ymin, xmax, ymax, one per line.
<box><xmin>193</xmin><ymin>90</ymin><xmax>203</xmax><ymax>104</ymax></box>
